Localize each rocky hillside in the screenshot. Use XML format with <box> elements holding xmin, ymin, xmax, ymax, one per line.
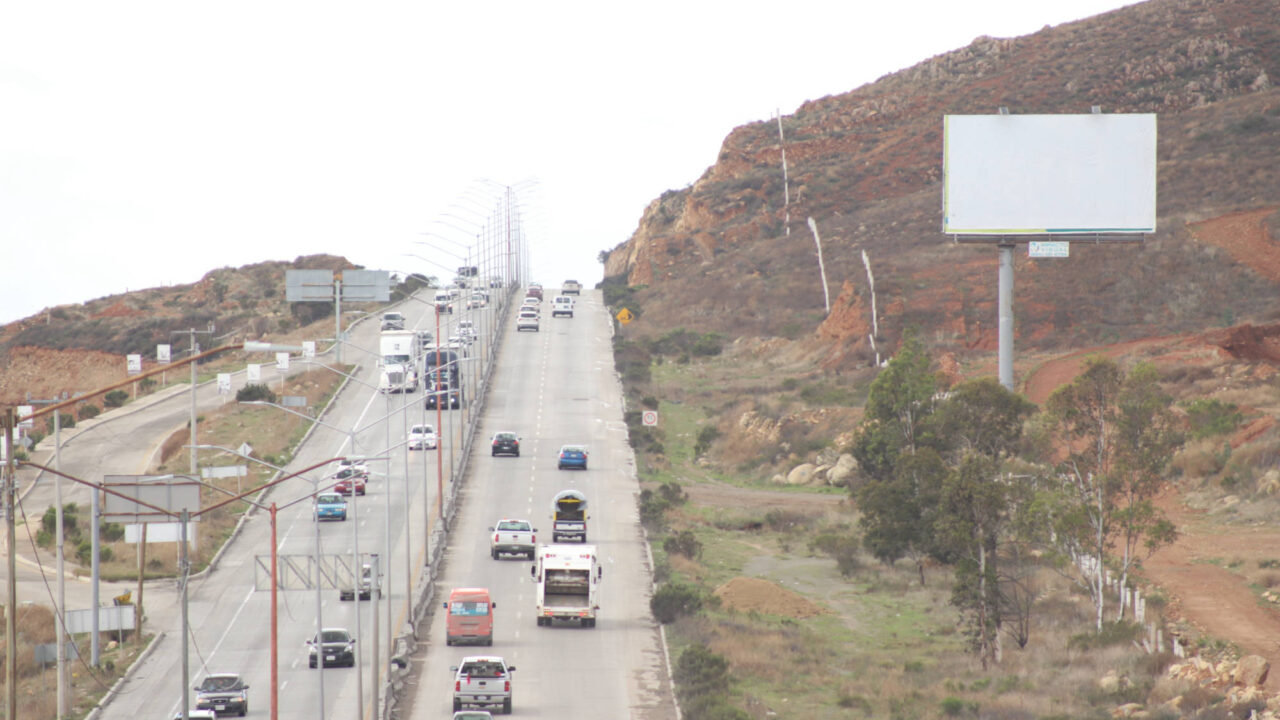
<box><xmin>0</xmin><ymin>255</ymin><xmax>359</xmax><ymax>405</ymax></box>
<box><xmin>604</xmin><ymin>0</ymin><xmax>1280</xmax><ymax>371</ymax></box>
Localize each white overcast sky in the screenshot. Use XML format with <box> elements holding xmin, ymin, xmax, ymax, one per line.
<box><xmin>0</xmin><ymin>1</ymin><xmax>1138</xmax><ymax>325</ymax></box>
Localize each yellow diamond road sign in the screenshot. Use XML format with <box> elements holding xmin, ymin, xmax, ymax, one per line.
<box><xmin>616</xmin><ymin>308</ymin><xmax>634</xmax><ymax>324</ymax></box>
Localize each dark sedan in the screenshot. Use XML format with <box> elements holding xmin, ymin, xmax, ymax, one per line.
<box><xmin>491</xmin><ymin>432</ymin><xmax>520</xmax><ymax>457</ymax></box>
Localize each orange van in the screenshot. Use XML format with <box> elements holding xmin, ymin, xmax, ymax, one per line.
<box><xmin>443</xmin><ymin>587</ymin><xmax>495</xmax><ymax>646</ymax></box>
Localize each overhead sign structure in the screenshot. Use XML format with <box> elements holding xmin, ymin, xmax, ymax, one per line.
<box><xmin>101</xmin><ymin>475</ymin><xmax>202</xmax><ymax>524</ymax></box>
<box><xmin>285</xmin><ymin>269</ymin><xmax>391</xmax><ymax>303</ymax></box>
<box><xmin>943</xmin><ymin>113</ymin><xmax>1157</xmax><ymax>236</ymax></box>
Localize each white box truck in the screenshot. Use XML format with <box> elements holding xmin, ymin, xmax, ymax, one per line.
<box><xmin>530</xmin><ymin>544</ymin><xmax>602</xmax><ymax>627</ymax></box>
<box><xmin>378</xmin><ymin>330</ymin><xmax>418</xmax><ymax>393</ymax></box>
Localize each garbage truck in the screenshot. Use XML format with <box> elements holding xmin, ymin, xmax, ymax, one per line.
<box><xmin>530</xmin><ymin>544</ymin><xmax>601</xmax><ymax>627</ymax></box>
<box><xmin>550</xmin><ymin>489</ymin><xmax>587</xmax><ymax>543</ymax></box>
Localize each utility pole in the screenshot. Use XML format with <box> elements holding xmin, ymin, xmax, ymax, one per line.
<box><xmin>4</xmin><ymin>407</ymin><xmax>17</xmax><ymax>720</ymax></box>
<box><xmin>26</xmin><ymin>394</ymin><xmax>73</xmax><ymax>712</ymax></box>
<box><xmin>172</xmin><ymin>326</ymin><xmax>215</xmax><ymax>476</ymax></box>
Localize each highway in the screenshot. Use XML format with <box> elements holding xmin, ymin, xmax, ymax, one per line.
<box><xmin>406</xmin><ymin>291</ymin><xmax>677</xmax><ymax>719</ymax></box>
<box><xmin>42</xmin><ymin>286</ymin><xmax>678</xmax><ymax>720</ymax></box>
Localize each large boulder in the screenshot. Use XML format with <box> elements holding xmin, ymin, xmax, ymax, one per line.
<box><xmin>1234</xmin><ymin>654</ymin><xmax>1270</xmax><ymax>687</ymax></box>
<box><xmin>786</xmin><ymin>463</ymin><xmax>818</xmax><ymax>485</ymax></box>
<box><xmin>827</xmin><ymin>454</ymin><xmax>858</xmax><ymax>487</ymax></box>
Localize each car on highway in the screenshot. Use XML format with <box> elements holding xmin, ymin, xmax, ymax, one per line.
<box><xmin>193</xmin><ymin>673</ymin><xmax>249</xmax><ymax>717</ymax></box>
<box><xmin>314</xmin><ymin>492</ymin><xmax>347</xmax><ymax>521</ymax></box>
<box><xmin>557</xmin><ymin>445</ymin><xmax>588</xmax><ymax>470</ymax></box>
<box><xmin>409</xmin><ymin>424</ymin><xmax>438</xmax><ymax>450</ymax></box>
<box><xmin>308</xmin><ymin>628</ymin><xmax>356</xmax><ymax>668</ymax></box>
<box><xmin>519</xmin><ymin>296</ymin><xmax>540</xmax><ymax>310</ymax></box>
<box><xmin>451</xmin><ymin>656</ymin><xmax>515</xmax><ymax>715</ymax></box>
<box><xmin>434</xmin><ymin>291</ymin><xmax>454</xmax><ymax>314</ymax></box>
<box><xmin>489</xmin><ymin>519</ymin><xmax>536</xmax><ymax>560</ymax></box>
<box><xmin>551</xmin><ymin>295</ymin><xmax>574</xmax><ymax>318</ymax></box>
<box><xmin>337</xmin><ymin>457</ymin><xmax>369</xmax><ymax>477</ymax></box>
<box><xmin>452</xmin><ymin>712</ymin><xmax>493</xmax><ymax>720</ymax></box>
<box><xmin>490</xmin><ymin>432</ymin><xmax>520</xmax><ymax>457</ymax></box>
<box><xmin>466</xmin><ymin>292</ymin><xmax>487</xmax><ymax>309</ymax></box>
<box><xmin>381</xmin><ymin>311</ymin><xmax>406</xmax><ymax>331</ymax></box>
<box><xmin>515</xmin><ymin>309</ymin><xmax>539</xmax><ymax>333</ymax></box>
<box><xmin>561</xmin><ymin>279</ymin><xmax>582</xmax><ymax>295</ymax></box>
<box><xmin>334</xmin><ymin>472</ymin><xmax>366</xmax><ymax>496</ymax></box>
<box><xmin>175</xmin><ymin>711</ymin><xmax>218</xmax><ymax>720</ymax></box>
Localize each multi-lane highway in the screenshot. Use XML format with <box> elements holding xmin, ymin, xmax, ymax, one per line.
<box><xmin>35</xmin><ymin>286</ymin><xmax>678</xmax><ymax>720</ymax></box>
<box><xmin>407</xmin><ymin>290</ymin><xmax>677</xmax><ymax>718</ymax></box>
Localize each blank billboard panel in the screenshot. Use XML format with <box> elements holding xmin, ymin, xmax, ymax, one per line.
<box><xmin>943</xmin><ymin>114</ymin><xmax>1157</xmax><ymax>235</ymax></box>
<box><xmin>286</xmin><ymin>269</ymin><xmax>336</xmax><ymax>302</ymax></box>
<box><xmin>340</xmin><ymin>269</ymin><xmax>391</xmax><ymax>302</ymax></box>
<box><xmin>102</xmin><ymin>475</ymin><xmax>201</xmax><ymax>523</ymax></box>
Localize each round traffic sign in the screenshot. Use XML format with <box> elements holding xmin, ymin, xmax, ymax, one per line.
<box><xmin>642</xmin><ymin>410</ymin><xmax>658</xmax><ymax>426</ymax></box>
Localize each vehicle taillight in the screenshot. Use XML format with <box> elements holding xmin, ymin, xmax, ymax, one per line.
<box><xmin>455</xmin><ymin>680</ymin><xmax>461</xmax><ymax>692</ymax></box>
<box><xmin>504</xmin><ymin>680</ymin><xmax>510</xmax><ymax>692</ymax></box>
<box><xmin>493</xmin><ymin>533</ymin><xmax>499</xmax><ymax>543</ymax></box>
<box><xmin>531</xmin><ymin>535</ymin><xmax>536</xmax><ymax>543</ymax></box>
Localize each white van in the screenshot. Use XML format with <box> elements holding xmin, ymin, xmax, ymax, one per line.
<box><xmin>551</xmin><ymin>296</ymin><xmax>574</xmax><ymax>318</ymax></box>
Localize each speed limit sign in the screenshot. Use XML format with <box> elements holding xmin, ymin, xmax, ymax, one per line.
<box><xmin>642</xmin><ymin>410</ymin><xmax>658</xmax><ymax>426</ymax></box>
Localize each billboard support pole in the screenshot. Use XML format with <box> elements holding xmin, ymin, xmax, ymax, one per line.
<box><xmin>998</xmin><ymin>241</ymin><xmax>1015</xmax><ymax>391</ymax></box>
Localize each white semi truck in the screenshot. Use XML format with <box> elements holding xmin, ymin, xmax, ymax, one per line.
<box><xmin>378</xmin><ymin>330</ymin><xmax>418</xmax><ymax>393</ymax></box>
<box><xmin>530</xmin><ymin>544</ymin><xmax>602</xmax><ymax>627</ymax></box>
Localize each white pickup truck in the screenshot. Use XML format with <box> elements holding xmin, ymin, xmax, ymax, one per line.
<box><xmin>451</xmin><ymin>656</ymin><xmax>515</xmax><ymax>715</ymax></box>
<box><xmin>488</xmin><ymin>519</ymin><xmax>536</xmax><ymax>560</ymax></box>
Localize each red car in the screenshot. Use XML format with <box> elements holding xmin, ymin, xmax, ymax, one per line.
<box><xmin>333</xmin><ymin>468</ymin><xmax>367</xmax><ymax>496</ymax></box>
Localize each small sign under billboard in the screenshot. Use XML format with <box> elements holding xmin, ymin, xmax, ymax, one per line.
<box><xmin>1029</xmin><ymin>241</ymin><xmax>1070</xmax><ymax>258</ymax></box>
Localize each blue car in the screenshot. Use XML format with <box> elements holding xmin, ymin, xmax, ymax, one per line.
<box><xmin>315</xmin><ymin>492</ymin><xmax>348</xmax><ymax>521</ymax></box>
<box><xmin>557</xmin><ymin>445</ymin><xmax>588</xmax><ymax>470</ymax></box>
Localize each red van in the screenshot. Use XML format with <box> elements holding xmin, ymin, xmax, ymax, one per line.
<box><xmin>444</xmin><ymin>587</ymin><xmax>495</xmax><ymax>646</ymax></box>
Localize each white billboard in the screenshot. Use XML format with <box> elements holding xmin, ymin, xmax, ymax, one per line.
<box><xmin>943</xmin><ymin>113</ymin><xmax>1157</xmax><ymax>235</ymax></box>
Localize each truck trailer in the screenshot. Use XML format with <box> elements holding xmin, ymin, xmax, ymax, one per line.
<box><xmin>378</xmin><ymin>330</ymin><xmax>418</xmax><ymax>393</ymax></box>
<box><xmin>530</xmin><ymin>544</ymin><xmax>602</xmax><ymax>627</ymax></box>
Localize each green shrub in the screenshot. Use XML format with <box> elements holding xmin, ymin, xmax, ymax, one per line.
<box><xmin>663</xmin><ymin>530</ymin><xmax>702</xmax><ymax>560</ymax></box>
<box><xmin>651</xmin><ymin>582</ymin><xmax>703</xmax><ymax>623</ymax></box>
<box><xmin>675</xmin><ymin>645</ymin><xmax>731</xmax><ymax>700</ymax></box>
<box><xmin>810</xmin><ymin>532</ymin><xmax>861</xmax><ymax>577</ymax></box>
<box><xmin>1068</xmin><ymin>621</ymin><xmax>1143</xmax><ymax>650</ymax></box>
<box><xmin>694</xmin><ymin>426</ymin><xmax>720</xmax><ymax>456</ymax></box>
<box><xmin>46</xmin><ymin>413</ymin><xmax>75</xmax><ymax>432</ymax></box>
<box><xmin>236</xmin><ymin>383</ymin><xmax>278</xmax><ymax>404</ymax></box>
<box><xmin>103</xmin><ymin>390</ymin><xmax>129</xmax><ymax>408</ymax></box>
<box><xmin>139</xmin><ymin>377</ymin><xmax>158</xmax><ymax>392</ymax></box>
<box><xmin>42</xmin><ymin>504</ymin><xmax>80</xmax><ymax>539</ymax></box>
<box><xmin>1184</xmin><ymin>398</ymin><xmax>1242</xmax><ymax>439</ymax></box>
<box><xmin>100</xmin><ymin>522</ymin><xmax>126</xmax><ymax>543</ymax></box>
<box><xmin>78</xmin><ymin>404</ymin><xmax>101</xmax><ymax>420</ymax></box>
